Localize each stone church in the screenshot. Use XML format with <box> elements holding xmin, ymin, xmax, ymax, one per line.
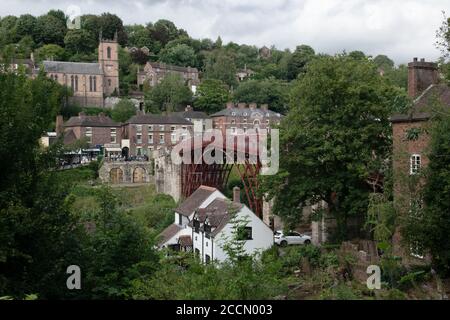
<box><xmin>42</xmin><ymin>34</ymin><xmax>119</xmax><ymax>107</ymax></box>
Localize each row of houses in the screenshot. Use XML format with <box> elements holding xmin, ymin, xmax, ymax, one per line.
<box><xmin>53</xmin><ymin>103</ymin><xmax>281</xmax><ymax>159</ymax></box>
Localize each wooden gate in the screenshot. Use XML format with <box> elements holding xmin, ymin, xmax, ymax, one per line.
<box><xmin>110</xmin><ymin>168</ymin><xmax>123</xmax><ymax>184</ymax></box>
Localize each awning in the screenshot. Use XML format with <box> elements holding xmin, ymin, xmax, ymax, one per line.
<box><xmin>84</xmin><ymin>148</ymin><xmax>101</xmax><ymax>152</ymax></box>
<box><xmin>105</xmin><ymin>147</ymin><xmax>122</xmax><ymax>152</ymax></box>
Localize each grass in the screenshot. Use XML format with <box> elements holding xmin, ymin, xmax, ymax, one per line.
<box><xmin>69</xmin><ymin>183</ymin><xmax>176</xmax><ymax>234</ymax></box>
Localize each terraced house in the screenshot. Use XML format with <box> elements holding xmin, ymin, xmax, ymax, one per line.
<box><xmin>122</xmin><ymin>112</ymin><xmax>194</xmax><ymax>157</ymax></box>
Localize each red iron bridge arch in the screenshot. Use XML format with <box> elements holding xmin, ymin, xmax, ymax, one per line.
<box><xmin>178</xmin><ymin>134</ymin><xmax>264</xmax><ymax>217</ymax></box>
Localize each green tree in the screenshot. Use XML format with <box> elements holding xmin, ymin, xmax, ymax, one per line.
<box><xmin>0</xmin><ymin>69</ymin><xmax>83</xmax><ymax>298</ymax></box>
<box><xmin>286</xmin><ymin>45</ymin><xmax>315</xmax><ymax>80</ymax></box>
<box><xmin>403</xmin><ymin>111</ymin><xmax>450</xmax><ymax>276</ymax></box>
<box><xmin>15</xmin><ymin>14</ymin><xmax>37</xmax><ymax>41</ymax></box>
<box><xmin>99</xmin><ymin>13</ymin><xmax>127</xmax><ymax>45</ymax></box>
<box><xmin>64</xmin><ymin>29</ymin><xmax>96</xmax><ymax>55</ymax></box>
<box><xmin>35</xmin><ymin>44</ymin><xmax>65</xmax><ymax>62</ymax></box>
<box><xmin>0</xmin><ymin>15</ymin><xmax>19</xmax><ymax>45</ymax></box>
<box><xmin>35</xmin><ymin>13</ymin><xmax>66</xmax><ymax>46</ymax></box>
<box><xmin>204</xmin><ymin>49</ymin><xmax>238</xmax><ymax>88</ymax></box>
<box><xmin>194</xmin><ymin>79</ymin><xmax>230</xmax><ymax>114</ymax></box>
<box><xmin>261</xmin><ymin>54</ymin><xmax>406</xmax><ymax>240</ymax></box>
<box><xmin>233</xmin><ymin>78</ymin><xmax>290</xmax><ymax>114</ymax></box>
<box><xmin>145</xmin><ymin>74</ymin><xmax>193</xmax><ymax>113</ymax></box>
<box><xmin>158</xmin><ymin>43</ymin><xmax>196</xmax><ymax>67</ymax></box>
<box><xmin>76</xmin><ymin>187</ymin><xmax>159</xmax><ymax>299</ymax></box>
<box><xmin>150</xmin><ymin>19</ymin><xmax>184</xmax><ymax>48</ymax></box>
<box><xmin>374</xmin><ymin>54</ymin><xmax>395</xmax><ymax>70</ymax></box>
<box><xmin>111</xmin><ymin>99</ymin><xmax>136</xmax><ymax>122</ymax></box>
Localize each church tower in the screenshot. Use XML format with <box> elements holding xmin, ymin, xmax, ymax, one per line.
<box><xmin>98</xmin><ymin>32</ymin><xmax>120</xmax><ymax>96</ymax></box>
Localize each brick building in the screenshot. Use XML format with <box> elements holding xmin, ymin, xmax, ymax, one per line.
<box><xmin>41</xmin><ymin>34</ymin><xmax>119</xmax><ymax>107</ymax></box>
<box><xmin>390</xmin><ymin>58</ymin><xmax>450</xmax><ymax>262</ymax></box>
<box><xmin>210</xmin><ymin>102</ymin><xmax>282</xmax><ymax>136</ymax></box>
<box><xmin>61</xmin><ymin>112</ymin><xmax>122</xmax><ymax>147</ymax></box>
<box><xmin>122</xmin><ymin>112</ymin><xmax>193</xmax><ymax>157</ymax></box>
<box><xmin>137</xmin><ymin>61</ymin><xmax>199</xmax><ymax>92</ymax></box>
<box><xmin>171</xmin><ymin>105</ymin><xmax>212</xmax><ymax>135</ymax></box>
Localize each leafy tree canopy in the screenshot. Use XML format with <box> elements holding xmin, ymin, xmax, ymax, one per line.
<box><xmin>261</xmin><ymin>54</ymin><xmax>407</xmax><ymax>239</ymax></box>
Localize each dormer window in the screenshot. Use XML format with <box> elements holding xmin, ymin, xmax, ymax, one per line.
<box><xmin>204</xmin><ymin>224</ymin><xmax>212</xmax><ymax>239</ymax></box>
<box><xmin>193</xmin><ymin>219</ymin><xmax>200</xmax><ymax>233</ymax></box>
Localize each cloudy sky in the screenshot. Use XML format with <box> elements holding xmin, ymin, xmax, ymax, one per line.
<box><xmin>1</xmin><ymin>0</ymin><xmax>450</xmax><ymax>64</ymax></box>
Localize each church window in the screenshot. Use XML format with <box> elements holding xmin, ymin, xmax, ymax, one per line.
<box><xmin>75</xmin><ymin>76</ymin><xmax>78</xmax><ymax>92</ymax></box>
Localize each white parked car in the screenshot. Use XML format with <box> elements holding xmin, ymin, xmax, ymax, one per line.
<box><xmin>274</xmin><ymin>231</ymin><xmax>311</xmax><ymax>247</ymax></box>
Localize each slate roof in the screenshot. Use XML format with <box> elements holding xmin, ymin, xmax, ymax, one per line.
<box><xmin>189</xmin><ymin>198</ymin><xmax>243</xmax><ymax>237</ymax></box>
<box><xmin>63</xmin><ymin>129</ymin><xmax>77</xmax><ymax>145</ymax></box>
<box><xmin>157</xmin><ymin>224</ymin><xmax>182</xmax><ymax>246</ymax></box>
<box><xmin>148</xmin><ymin>62</ymin><xmax>198</xmax><ymax>73</ymax></box>
<box><xmin>171</xmin><ymin>110</ymin><xmax>210</xmax><ymax>120</ymax></box>
<box><xmin>390</xmin><ymin>84</ymin><xmax>450</xmax><ymax>123</ymax></box>
<box><xmin>65</xmin><ymin>114</ymin><xmax>121</xmax><ymax>128</ymax></box>
<box><xmin>125</xmin><ymin>114</ymin><xmax>193</xmax><ymax>125</ymax></box>
<box><xmin>43</xmin><ymin>61</ymin><xmax>104</xmax><ymax>75</ymax></box>
<box><xmin>175</xmin><ymin>185</ymin><xmax>218</xmax><ymax>217</ymax></box>
<box><xmin>211</xmin><ymin>107</ymin><xmax>281</xmax><ymax>118</ymax></box>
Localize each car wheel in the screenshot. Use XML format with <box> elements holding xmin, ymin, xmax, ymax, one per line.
<box><xmin>304</xmin><ymin>240</ymin><xmax>311</xmax><ymax>245</ymax></box>
<box><xmin>280</xmin><ymin>240</ymin><xmax>288</xmax><ymax>247</ymax></box>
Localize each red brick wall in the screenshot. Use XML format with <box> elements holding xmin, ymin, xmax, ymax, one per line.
<box><xmin>392</xmin><ymin>120</ymin><xmax>431</xmax><ymax>264</ymax></box>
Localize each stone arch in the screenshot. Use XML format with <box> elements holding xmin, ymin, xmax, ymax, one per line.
<box><xmin>110</xmin><ymin>167</ymin><xmax>123</xmax><ymax>184</ymax></box>
<box><xmin>133</xmin><ymin>167</ymin><xmax>147</xmax><ymax>183</ymax></box>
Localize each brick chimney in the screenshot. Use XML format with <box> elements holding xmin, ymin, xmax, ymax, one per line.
<box><xmin>238</xmin><ymin>103</ymin><xmax>247</xmax><ymax>109</ymax></box>
<box><xmin>55</xmin><ymin>115</ymin><xmax>64</xmax><ymax>136</ymax></box>
<box><xmin>233</xmin><ymin>186</ymin><xmax>241</xmax><ymax>203</ymax></box>
<box><xmin>185</xmin><ymin>105</ymin><xmax>193</xmax><ymax>112</ymax></box>
<box><xmin>78</xmin><ymin>111</ymin><xmax>86</xmax><ymax>118</ymax></box>
<box><xmin>249</xmin><ymin>103</ymin><xmax>257</xmax><ymax>110</ymax></box>
<box><xmin>226</xmin><ymin>102</ymin><xmax>235</xmax><ymax>109</ymax></box>
<box><xmin>261</xmin><ymin>104</ymin><xmax>269</xmax><ymax>111</ymax></box>
<box><xmin>408</xmin><ymin>58</ymin><xmax>439</xmax><ymax>98</ymax></box>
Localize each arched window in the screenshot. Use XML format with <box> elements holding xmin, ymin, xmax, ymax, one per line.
<box><xmin>108</xmin><ymin>79</ymin><xmax>111</xmax><ymax>87</ymax></box>
<box><xmin>55</xmin><ymin>74</ymin><xmax>58</xmax><ymax>82</ymax></box>
<box><xmin>75</xmin><ymin>76</ymin><xmax>78</xmax><ymax>92</ymax></box>
<box><xmin>89</xmin><ymin>76</ymin><xmax>97</xmax><ymax>92</ymax></box>
<box><xmin>71</xmin><ymin>75</ymin><xmax>74</xmax><ymax>89</ymax></box>
<box><xmin>107</xmin><ymin>47</ymin><xmax>111</xmax><ymax>59</ymax></box>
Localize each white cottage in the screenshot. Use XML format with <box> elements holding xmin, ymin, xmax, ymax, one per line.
<box><xmin>157</xmin><ymin>185</ymin><xmax>274</xmax><ymax>263</ymax></box>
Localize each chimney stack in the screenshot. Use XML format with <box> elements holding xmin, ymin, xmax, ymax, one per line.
<box><xmin>261</xmin><ymin>104</ymin><xmax>269</xmax><ymax>111</ymax></box>
<box><xmin>249</xmin><ymin>102</ymin><xmax>257</xmax><ymax>110</ymax></box>
<box><xmin>55</xmin><ymin>115</ymin><xmax>64</xmax><ymax>136</ymax></box>
<box><xmin>226</xmin><ymin>102</ymin><xmax>235</xmax><ymax>109</ymax></box>
<box><xmin>233</xmin><ymin>186</ymin><xmax>241</xmax><ymax>203</ymax></box>
<box><xmin>78</xmin><ymin>112</ymin><xmax>86</xmax><ymax>117</ymax></box>
<box><xmin>408</xmin><ymin>58</ymin><xmax>439</xmax><ymax>98</ymax></box>
<box><xmin>238</xmin><ymin>102</ymin><xmax>247</xmax><ymax>109</ymax></box>
<box><xmin>185</xmin><ymin>105</ymin><xmax>193</xmax><ymax>112</ymax></box>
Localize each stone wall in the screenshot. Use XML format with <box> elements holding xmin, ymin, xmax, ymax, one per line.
<box><xmin>154</xmin><ymin>150</ymin><xmax>182</xmax><ymax>202</ymax></box>
<box><xmin>99</xmin><ymin>160</ymin><xmax>154</xmax><ymax>184</ymax></box>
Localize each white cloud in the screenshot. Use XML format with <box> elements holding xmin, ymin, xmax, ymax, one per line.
<box><xmin>1</xmin><ymin>0</ymin><xmax>449</xmax><ymax>63</ymax></box>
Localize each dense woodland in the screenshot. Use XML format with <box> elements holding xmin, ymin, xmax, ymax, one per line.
<box><xmin>0</xmin><ymin>10</ymin><xmax>408</xmax><ymax>115</ymax></box>
<box><xmin>0</xmin><ymin>12</ymin><xmax>449</xmax><ymax>299</ymax></box>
